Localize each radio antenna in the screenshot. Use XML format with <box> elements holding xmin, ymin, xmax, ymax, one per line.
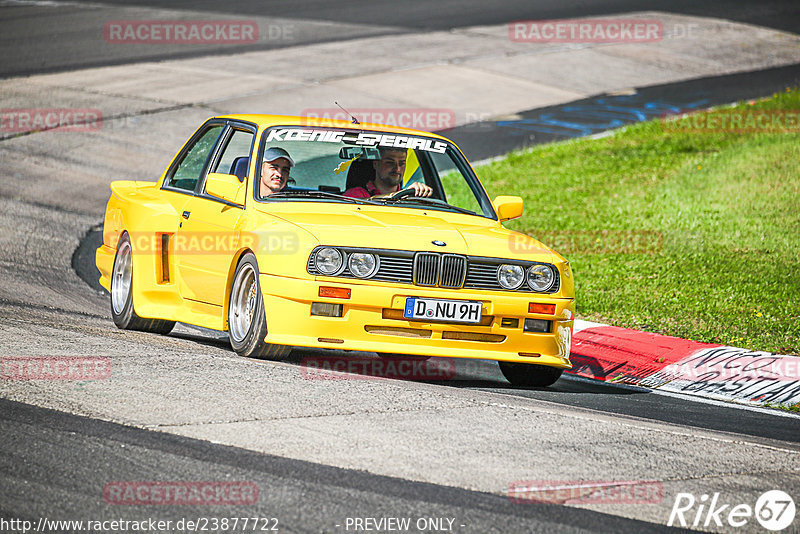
<box><xmin>334</xmin><ymin>101</ymin><xmax>360</xmax><ymax>125</ymax></box>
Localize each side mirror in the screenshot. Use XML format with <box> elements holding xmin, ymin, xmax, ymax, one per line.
<box><xmin>493</xmin><ymin>195</ymin><xmax>524</xmax><ymax>221</ymax></box>
<box><xmin>205</xmin><ymin>172</ymin><xmax>245</xmax><ymax>206</ymax></box>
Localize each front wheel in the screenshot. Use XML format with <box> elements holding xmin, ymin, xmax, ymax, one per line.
<box><xmin>110</xmin><ymin>233</ymin><xmax>175</xmax><ymax>335</ymax></box>
<box><xmin>227</xmin><ymin>253</ymin><xmax>291</xmax><ymax>360</ymax></box>
<box><xmin>498</xmin><ymin>361</ymin><xmax>563</xmax><ymax>387</ymax></box>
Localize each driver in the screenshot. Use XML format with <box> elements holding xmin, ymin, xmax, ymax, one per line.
<box><xmin>260</xmin><ymin>147</ymin><xmax>294</xmax><ymax>198</ymax></box>
<box><xmin>343</xmin><ymin>147</ymin><xmax>433</xmax><ymax>198</ymax></box>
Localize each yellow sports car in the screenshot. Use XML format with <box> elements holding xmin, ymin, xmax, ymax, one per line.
<box><xmin>96</xmin><ymin>115</ymin><xmax>575</xmax><ymax>386</ymax></box>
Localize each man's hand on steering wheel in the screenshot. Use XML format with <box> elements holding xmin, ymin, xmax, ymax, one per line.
<box><xmin>392</xmin><ymin>182</ymin><xmax>433</xmax><ymax>199</ymax></box>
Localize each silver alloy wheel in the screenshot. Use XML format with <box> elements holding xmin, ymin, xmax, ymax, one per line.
<box><xmin>229</xmin><ymin>261</ymin><xmax>258</xmax><ymax>342</ymax></box>
<box><xmin>111</xmin><ymin>239</ymin><xmax>132</xmax><ymax>315</ymax></box>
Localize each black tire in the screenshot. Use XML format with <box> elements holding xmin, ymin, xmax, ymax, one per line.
<box><xmin>499</xmin><ymin>361</ymin><xmax>563</xmax><ymax>387</ymax></box>
<box><xmin>227</xmin><ymin>253</ymin><xmax>291</xmax><ymax>360</ymax></box>
<box><xmin>110</xmin><ymin>233</ymin><xmax>175</xmax><ymax>335</ymax></box>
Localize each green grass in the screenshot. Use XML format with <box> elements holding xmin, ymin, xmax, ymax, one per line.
<box><xmin>476</xmin><ymin>88</ymin><xmax>800</xmax><ymax>354</ymax></box>
<box><xmin>764</xmin><ymin>402</ymin><xmax>800</xmax><ymax>413</ymax></box>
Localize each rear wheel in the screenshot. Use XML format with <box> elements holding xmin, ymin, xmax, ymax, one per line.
<box><xmin>110</xmin><ymin>233</ymin><xmax>175</xmax><ymax>334</ymax></box>
<box><xmin>228</xmin><ymin>253</ymin><xmax>291</xmax><ymax>360</ymax></box>
<box><xmin>499</xmin><ymin>361</ymin><xmax>563</xmax><ymax>387</ymax></box>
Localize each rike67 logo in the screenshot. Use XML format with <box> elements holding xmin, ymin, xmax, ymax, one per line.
<box><xmin>668</xmin><ymin>490</ymin><xmax>795</xmax><ymax>531</ymax></box>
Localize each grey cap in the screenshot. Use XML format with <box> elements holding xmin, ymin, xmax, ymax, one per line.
<box><xmin>263</xmin><ymin>147</ymin><xmax>295</xmax><ymax>167</ymax></box>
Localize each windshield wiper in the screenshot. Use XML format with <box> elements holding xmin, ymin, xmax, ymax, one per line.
<box><xmin>267</xmin><ymin>190</ymin><xmax>376</xmax><ymax>205</ymax></box>
<box><xmin>378</xmin><ymin>196</ymin><xmax>477</xmax><ymax>216</ymax></box>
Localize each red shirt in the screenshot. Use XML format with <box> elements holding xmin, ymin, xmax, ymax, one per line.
<box><xmin>343</xmin><ymin>180</ymin><xmax>399</xmax><ymax>198</ymax></box>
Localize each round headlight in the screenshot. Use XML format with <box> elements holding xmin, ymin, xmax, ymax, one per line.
<box><xmin>315</xmin><ymin>247</ymin><xmax>343</xmax><ymax>275</ymax></box>
<box><xmin>348</xmin><ymin>253</ymin><xmax>379</xmax><ymax>278</ymax></box>
<box><xmin>498</xmin><ymin>264</ymin><xmax>525</xmax><ymax>290</ymax></box>
<box><xmin>527</xmin><ymin>264</ymin><xmax>555</xmax><ymax>292</ymax></box>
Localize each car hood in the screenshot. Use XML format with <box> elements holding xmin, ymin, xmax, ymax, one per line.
<box><xmin>258</xmin><ymin>203</ymin><xmax>556</xmax><ymax>262</ymax></box>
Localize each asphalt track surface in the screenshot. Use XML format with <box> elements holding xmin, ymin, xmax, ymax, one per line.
<box><xmin>0</xmin><ymin>0</ymin><xmax>798</xmax><ymax>78</ymax></box>
<box><xmin>445</xmin><ymin>63</ymin><xmax>800</xmax><ymax>162</ymax></box>
<box><xmin>3</xmin><ymin>1</ymin><xmax>800</xmax><ymax>532</ymax></box>
<box><xmin>1</xmin><ymin>398</ymin><xmax>684</xmax><ymax>533</ymax></box>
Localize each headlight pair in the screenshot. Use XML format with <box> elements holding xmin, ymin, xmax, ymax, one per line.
<box><xmin>497</xmin><ymin>263</ymin><xmax>555</xmax><ymax>292</ymax></box>
<box><xmin>315</xmin><ymin>247</ymin><xmax>379</xmax><ymax>279</ymax></box>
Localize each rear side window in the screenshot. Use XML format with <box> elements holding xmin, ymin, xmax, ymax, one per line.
<box><xmin>212</xmin><ymin>129</ymin><xmax>254</xmax><ymax>179</ymax></box>
<box><xmin>166</xmin><ymin>125</ymin><xmax>224</xmax><ymax>191</ymax></box>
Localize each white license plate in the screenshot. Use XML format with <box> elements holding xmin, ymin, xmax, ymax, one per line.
<box><xmin>403</xmin><ymin>297</ymin><xmax>482</xmax><ymax>324</ymax></box>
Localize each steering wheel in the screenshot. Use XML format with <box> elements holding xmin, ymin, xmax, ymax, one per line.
<box><xmin>389</xmin><ymin>188</ymin><xmax>417</xmax><ymax>200</ymax></box>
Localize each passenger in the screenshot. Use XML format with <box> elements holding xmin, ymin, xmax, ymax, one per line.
<box><xmin>343</xmin><ymin>147</ymin><xmax>433</xmax><ymax>198</ymax></box>
<box><xmin>260</xmin><ymin>147</ymin><xmax>294</xmax><ymax>198</ymax></box>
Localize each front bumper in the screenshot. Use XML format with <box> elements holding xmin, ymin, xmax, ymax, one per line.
<box><xmin>259</xmin><ymin>274</ymin><xmax>574</xmax><ymax>368</ymax></box>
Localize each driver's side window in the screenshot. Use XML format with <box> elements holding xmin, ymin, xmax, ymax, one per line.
<box><xmin>165</xmin><ymin>125</ymin><xmax>224</xmax><ymax>192</ymax></box>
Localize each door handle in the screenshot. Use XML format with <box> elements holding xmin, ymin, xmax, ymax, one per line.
<box><xmin>182</xmin><ymin>211</ymin><xmax>191</xmax><ymax>219</ymax></box>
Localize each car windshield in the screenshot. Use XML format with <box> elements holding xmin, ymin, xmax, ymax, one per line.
<box><xmin>257</xmin><ymin>126</ymin><xmax>496</xmax><ymax>219</ymax></box>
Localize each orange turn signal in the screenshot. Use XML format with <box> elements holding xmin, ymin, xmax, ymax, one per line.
<box><xmin>529</xmin><ymin>302</ymin><xmax>556</xmax><ymax>315</ymax></box>
<box><xmin>319</xmin><ymin>286</ymin><xmax>351</xmax><ymax>299</ymax></box>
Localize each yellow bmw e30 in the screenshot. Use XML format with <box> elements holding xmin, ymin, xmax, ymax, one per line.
<box><xmin>96</xmin><ymin>115</ymin><xmax>575</xmax><ymax>387</ymax></box>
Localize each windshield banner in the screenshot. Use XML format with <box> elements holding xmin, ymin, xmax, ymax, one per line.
<box><xmin>265</xmin><ymin>128</ymin><xmax>448</xmax><ymax>153</ymax></box>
